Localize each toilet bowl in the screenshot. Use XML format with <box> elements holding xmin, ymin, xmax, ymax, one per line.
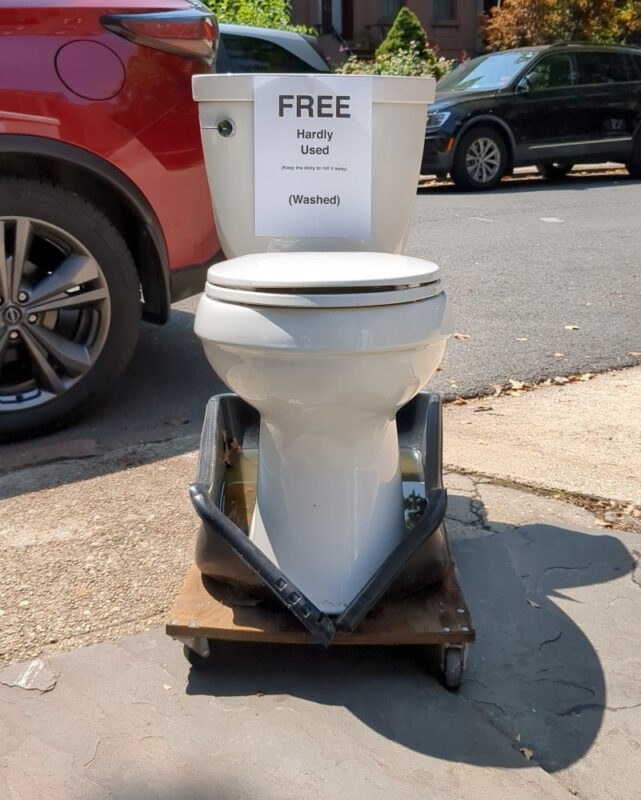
<box><xmin>194</xmin><ymin>251</ymin><xmax>452</xmax><ymax>612</ymax></box>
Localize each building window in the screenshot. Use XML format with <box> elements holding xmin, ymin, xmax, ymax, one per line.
<box><xmin>380</xmin><ymin>0</ymin><xmax>401</xmax><ymax>23</ymax></box>
<box><xmin>433</xmin><ymin>0</ymin><xmax>456</xmax><ymax>22</ymax></box>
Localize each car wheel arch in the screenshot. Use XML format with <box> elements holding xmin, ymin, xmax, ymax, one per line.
<box><xmin>453</xmin><ymin>116</ymin><xmax>515</xmax><ymax>175</ymax></box>
<box><xmin>0</xmin><ymin>135</ymin><xmax>170</xmax><ymax>324</ymax></box>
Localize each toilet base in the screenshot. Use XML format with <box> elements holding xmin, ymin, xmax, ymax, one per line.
<box><xmin>192</xmin><ymin>392</ymin><xmax>451</xmax><ymax>610</ymax></box>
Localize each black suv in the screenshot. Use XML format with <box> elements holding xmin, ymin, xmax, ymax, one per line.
<box><xmin>422</xmin><ymin>43</ymin><xmax>641</xmax><ymax>190</ymax></box>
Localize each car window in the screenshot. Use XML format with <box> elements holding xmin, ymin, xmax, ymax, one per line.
<box><xmin>219</xmin><ymin>33</ymin><xmax>322</xmax><ymax>73</ymax></box>
<box><xmin>525</xmin><ymin>53</ymin><xmax>575</xmax><ymax>90</ymax></box>
<box><xmin>576</xmin><ymin>51</ymin><xmax>631</xmax><ymax>84</ymax></box>
<box><xmin>437</xmin><ymin>50</ymin><xmax>538</xmax><ymax>92</ymax></box>
<box><xmin>629</xmin><ymin>54</ymin><xmax>641</xmax><ymax>80</ymax></box>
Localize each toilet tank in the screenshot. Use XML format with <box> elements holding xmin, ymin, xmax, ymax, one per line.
<box><xmin>193</xmin><ymin>73</ymin><xmax>435</xmax><ymax>258</ymax></box>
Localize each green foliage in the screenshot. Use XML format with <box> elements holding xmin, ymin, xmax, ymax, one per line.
<box><xmin>483</xmin><ymin>0</ymin><xmax>641</xmax><ymax>49</ymax></box>
<box><xmin>337</xmin><ymin>47</ymin><xmax>451</xmax><ymax>79</ymax></box>
<box><xmin>376</xmin><ymin>7</ymin><xmax>429</xmax><ymax>59</ymax></box>
<box><xmin>339</xmin><ymin>5</ymin><xmax>452</xmax><ymax>77</ymax></box>
<box><xmin>205</xmin><ymin>0</ymin><xmax>313</xmax><ymax>34</ymax></box>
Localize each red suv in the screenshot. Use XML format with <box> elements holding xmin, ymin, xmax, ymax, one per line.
<box><xmin>0</xmin><ymin>0</ymin><xmax>220</xmax><ymax>442</ymax></box>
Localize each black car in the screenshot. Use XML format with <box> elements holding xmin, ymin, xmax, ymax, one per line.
<box><xmin>422</xmin><ymin>42</ymin><xmax>641</xmax><ymax>190</ymax></box>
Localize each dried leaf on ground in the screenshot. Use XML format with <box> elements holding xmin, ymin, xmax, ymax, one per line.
<box><xmin>165</xmin><ymin>417</ymin><xmax>189</xmax><ymax>426</ymax></box>
<box><xmin>516</xmin><ymin>337</ymin><xmax>528</xmax><ymax>342</ymax></box>
<box><xmin>520</xmin><ymin>747</ymin><xmax>534</xmax><ymax>760</ymax></box>
<box><xmin>553</xmin><ymin>376</ymin><xmax>569</xmax><ymax>385</ymax></box>
<box><xmin>527</xmin><ymin>599</ymin><xmax>540</xmax><ymax>609</ymax></box>
<box><xmin>452</xmin><ymin>397</ymin><xmax>467</xmax><ymax>405</ymax></box>
<box><xmin>630</xmin><ymin>352</ymin><xmax>641</xmax><ymax>357</ymax></box>
<box><xmin>564</xmin><ymin>324</ymin><xmax>580</xmax><ymax>331</ymax></box>
<box><xmin>554</xmin><ymin>352</ymin><xmax>564</xmax><ymax>358</ymax></box>
<box><xmin>473</xmin><ymin>405</ymin><xmax>493</xmax><ymax>413</ymax></box>
<box><xmin>453</xmin><ymin>333</ymin><xmax>471</xmax><ymax>340</ymax></box>
<box><xmin>492</xmin><ymin>383</ymin><xmax>504</xmax><ymax>396</ymax></box>
<box><xmin>508</xmin><ymin>379</ymin><xmax>526</xmax><ymax>390</ymax></box>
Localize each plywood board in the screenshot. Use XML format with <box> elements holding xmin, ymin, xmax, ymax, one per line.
<box><xmin>166</xmin><ymin>563</ymin><xmax>475</xmax><ymax>646</ymax></box>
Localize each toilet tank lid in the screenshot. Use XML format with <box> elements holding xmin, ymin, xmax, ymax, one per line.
<box><xmin>192</xmin><ymin>74</ymin><xmax>435</xmax><ymax>105</ymax></box>
<box><xmin>205</xmin><ymin>252</ymin><xmax>440</xmax><ymax>291</ymax></box>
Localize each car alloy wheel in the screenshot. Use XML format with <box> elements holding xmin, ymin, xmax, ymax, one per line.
<box><xmin>0</xmin><ymin>216</ymin><xmax>112</xmax><ymax>412</ymax></box>
<box><xmin>465</xmin><ymin>136</ymin><xmax>502</xmax><ymax>184</ymax></box>
<box><xmin>451</xmin><ymin>125</ymin><xmax>507</xmax><ymax>191</ymax></box>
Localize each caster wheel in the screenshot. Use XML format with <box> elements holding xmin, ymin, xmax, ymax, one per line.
<box><xmin>183</xmin><ymin>644</ymin><xmax>210</xmax><ymax>671</ymax></box>
<box><xmin>443</xmin><ymin>647</ymin><xmax>464</xmax><ymax>691</ymax></box>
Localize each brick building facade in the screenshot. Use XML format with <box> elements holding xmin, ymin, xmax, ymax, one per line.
<box><xmin>291</xmin><ymin>1</ymin><xmax>491</xmax><ymax>59</ymax></box>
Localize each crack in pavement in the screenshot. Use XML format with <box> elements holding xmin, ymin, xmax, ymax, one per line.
<box><xmin>556</xmin><ymin>701</ymin><xmax>641</xmax><ymax>717</ymax></box>
<box><xmin>534</xmin><ymin>678</ymin><xmax>596</xmax><ymax>696</ymax></box>
<box><xmin>464</xmin><ymin>696</ymin><xmax>507</xmax><ymax>716</ymax></box>
<box><xmin>81</xmin><ymin>737</ymin><xmax>102</xmax><ymax>769</ymax></box>
<box><xmin>538</xmin><ymin>631</ymin><xmax>562</xmax><ymax>651</ymax></box>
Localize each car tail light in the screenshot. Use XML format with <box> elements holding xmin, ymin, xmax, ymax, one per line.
<box><xmin>101</xmin><ymin>8</ymin><xmax>218</xmax><ymax>66</ymax></box>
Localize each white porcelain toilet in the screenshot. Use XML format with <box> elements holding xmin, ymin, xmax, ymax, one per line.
<box><xmin>192</xmin><ymin>74</ymin><xmax>453</xmax><ymax>613</ymax></box>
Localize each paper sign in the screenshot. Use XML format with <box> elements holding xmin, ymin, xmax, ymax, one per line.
<box><xmin>253</xmin><ymin>75</ymin><xmax>372</xmax><ymax>239</ymax></box>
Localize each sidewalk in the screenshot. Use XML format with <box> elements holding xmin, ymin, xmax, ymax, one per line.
<box><xmin>1</xmin><ymin>368</ymin><xmax>640</xmax><ymax>800</ymax></box>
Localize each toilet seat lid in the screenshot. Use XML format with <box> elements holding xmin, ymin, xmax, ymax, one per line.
<box><xmin>204</xmin><ymin>252</ymin><xmax>442</xmax><ymax>308</ymax></box>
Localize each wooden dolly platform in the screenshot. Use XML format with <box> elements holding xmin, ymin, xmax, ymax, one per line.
<box><xmin>166</xmin><ymin>557</ymin><xmax>475</xmax><ymax>689</ymax></box>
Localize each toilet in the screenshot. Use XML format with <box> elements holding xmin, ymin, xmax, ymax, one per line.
<box><xmin>192</xmin><ymin>74</ymin><xmax>452</xmax><ymax>613</ymax></box>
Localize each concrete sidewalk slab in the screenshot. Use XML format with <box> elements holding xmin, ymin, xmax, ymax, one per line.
<box><xmin>447</xmin><ymin>483</ymin><xmax>641</xmax><ymax>800</ymax></box>
<box><xmin>443</xmin><ymin>366</ymin><xmax>641</xmax><ymax>504</ymax></box>
<box><xmin>1</xmin><ymin>626</ymin><xmax>571</xmax><ymax>800</ymax></box>
<box><xmin>1</xmin><ymin>481</ymin><xmax>639</xmax><ymax>799</ymax></box>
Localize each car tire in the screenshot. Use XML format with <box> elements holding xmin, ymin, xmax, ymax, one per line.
<box><xmin>0</xmin><ymin>179</ymin><xmax>140</xmax><ymax>443</ymax></box>
<box><xmin>536</xmin><ymin>162</ymin><xmax>574</xmax><ymax>180</ymax></box>
<box><xmin>451</xmin><ymin>126</ymin><xmax>507</xmax><ymax>191</ymax></box>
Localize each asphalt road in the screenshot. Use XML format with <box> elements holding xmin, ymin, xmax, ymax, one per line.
<box><xmin>3</xmin><ymin>169</ymin><xmax>640</xmax><ymax>464</ymax></box>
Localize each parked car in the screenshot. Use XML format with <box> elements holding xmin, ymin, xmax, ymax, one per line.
<box><xmin>0</xmin><ymin>0</ymin><xmax>222</xmax><ymax>443</ymax></box>
<box><xmin>421</xmin><ymin>42</ymin><xmax>641</xmax><ymax>190</ymax></box>
<box><xmin>217</xmin><ymin>23</ymin><xmax>330</xmax><ymax>73</ymax></box>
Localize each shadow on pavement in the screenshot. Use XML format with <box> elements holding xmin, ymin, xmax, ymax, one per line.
<box><xmin>184</xmin><ymin>510</ymin><xmax>634</xmax><ymax>772</ymax></box>
<box><xmin>0</xmin><ymin>309</ymin><xmax>226</xmax><ymax>494</ymax></box>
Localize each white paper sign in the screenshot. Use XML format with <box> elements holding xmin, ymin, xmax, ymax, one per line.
<box><xmin>253</xmin><ymin>75</ymin><xmax>372</xmax><ymax>239</ymax></box>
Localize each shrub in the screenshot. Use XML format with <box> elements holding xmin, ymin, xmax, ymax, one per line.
<box><xmin>337</xmin><ymin>47</ymin><xmax>451</xmax><ymax>79</ymax></box>
<box><xmin>376</xmin><ymin>7</ymin><xmax>429</xmax><ymax>59</ymax></box>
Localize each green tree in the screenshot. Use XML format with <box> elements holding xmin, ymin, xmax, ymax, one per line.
<box><xmin>483</xmin><ymin>0</ymin><xmax>641</xmax><ymax>49</ymax></box>
<box><xmin>205</xmin><ymin>0</ymin><xmax>312</xmax><ymax>34</ymax></box>
<box><xmin>375</xmin><ymin>7</ymin><xmax>429</xmax><ymax>59</ymax></box>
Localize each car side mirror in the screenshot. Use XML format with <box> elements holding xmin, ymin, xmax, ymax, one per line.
<box><xmin>516</xmin><ymin>77</ymin><xmax>532</xmax><ymax>95</ymax></box>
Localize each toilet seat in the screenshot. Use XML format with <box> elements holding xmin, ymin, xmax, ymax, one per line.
<box><xmin>204</xmin><ymin>252</ymin><xmax>441</xmax><ymax>308</ymax></box>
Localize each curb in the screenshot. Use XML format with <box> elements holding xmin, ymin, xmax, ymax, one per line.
<box><xmin>419</xmin><ymin>162</ymin><xmax>626</xmax><ymax>182</ymax></box>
